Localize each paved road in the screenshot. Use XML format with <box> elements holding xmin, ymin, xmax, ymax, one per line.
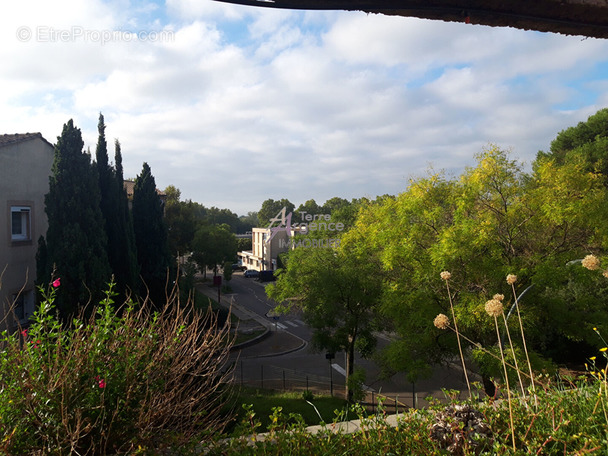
<box><xmin>200</xmin><ymin>272</ymin><xmax>475</xmax><ymax>407</ymax></box>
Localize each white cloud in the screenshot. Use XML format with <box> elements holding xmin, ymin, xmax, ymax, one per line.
<box><xmin>2</xmin><ymin>2</ymin><xmax>608</xmax><ymax>215</ymax></box>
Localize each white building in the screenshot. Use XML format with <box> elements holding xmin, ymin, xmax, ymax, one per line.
<box><xmin>238</xmin><ymin>227</ymin><xmax>291</xmax><ymax>271</ymax></box>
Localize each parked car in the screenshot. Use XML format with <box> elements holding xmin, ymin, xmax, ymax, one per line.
<box><xmin>231</xmin><ymin>263</ymin><xmax>246</xmax><ymax>271</ymax></box>
<box><xmin>257</xmin><ymin>270</ymin><xmax>276</xmax><ymax>282</ymax></box>
<box><xmin>243</xmin><ymin>269</ymin><xmax>259</xmax><ymax>278</ymax></box>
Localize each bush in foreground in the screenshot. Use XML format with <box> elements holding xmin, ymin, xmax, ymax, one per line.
<box><xmin>209</xmin><ymin>372</ymin><xmax>608</xmax><ymax>455</ymax></box>
<box><xmin>0</xmin><ymin>279</ymin><xmax>234</xmax><ymax>455</ymax></box>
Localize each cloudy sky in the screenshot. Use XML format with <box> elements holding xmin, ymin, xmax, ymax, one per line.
<box><xmin>2</xmin><ymin>1</ymin><xmax>608</xmax><ymax>216</ymax></box>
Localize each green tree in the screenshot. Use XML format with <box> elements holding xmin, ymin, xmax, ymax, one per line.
<box><xmin>112</xmin><ymin>140</ymin><xmax>139</xmax><ymax>296</ymax></box>
<box><xmin>191</xmin><ymin>224</ymin><xmax>237</xmax><ymax>276</ymax></box>
<box><xmin>39</xmin><ymin>119</ymin><xmax>111</xmax><ymax>317</ymax></box>
<box><xmin>163</xmin><ymin>185</ymin><xmax>205</xmax><ymax>257</ymax></box>
<box><xmin>238</xmin><ymin>211</ymin><xmax>258</xmax><ymax>232</ymax></box>
<box><xmin>95</xmin><ymin>114</ymin><xmax>138</xmax><ymax>299</ymax></box>
<box><xmin>295</xmin><ymin>199</ymin><xmax>323</xmax><ymax>218</ymax></box>
<box><xmin>132</xmin><ymin>162</ymin><xmax>172</xmax><ymax>306</ymax></box>
<box><xmin>321</xmin><ymin>197</ymin><xmax>350</xmax><ymax>214</ymax></box>
<box><xmin>354</xmin><ymin>145</ymin><xmax>608</xmax><ymax>384</ymax></box>
<box><xmin>236</xmin><ymin>237</ymin><xmax>252</xmax><ymax>252</ymax></box>
<box><xmin>205</xmin><ymin>207</ymin><xmax>241</xmax><ymax>232</ymax></box>
<box><xmin>537</xmin><ymin>108</ymin><xmax>608</xmax><ymax>181</ymax></box>
<box><xmin>223</xmin><ymin>261</ymin><xmax>233</xmax><ymax>282</ymax></box>
<box><xmin>257</xmin><ymin>199</ymin><xmax>295</xmax><ymax>226</ymax></box>
<box><xmin>267</xmin><ymin>243</ymin><xmax>382</xmax><ymax>402</ymax></box>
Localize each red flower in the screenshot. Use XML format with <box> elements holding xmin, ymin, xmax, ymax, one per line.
<box><xmin>21</xmin><ymin>329</ymin><xmax>27</xmax><ymax>338</ymax></box>
<box><xmin>52</xmin><ymin>278</ymin><xmax>61</xmax><ymax>288</ymax></box>
<box><xmin>98</xmin><ymin>378</ymin><xmax>106</xmax><ymax>389</ymax></box>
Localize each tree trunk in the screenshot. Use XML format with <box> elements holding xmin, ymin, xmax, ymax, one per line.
<box><xmin>345</xmin><ymin>335</ymin><xmax>355</xmax><ymax>402</ymax></box>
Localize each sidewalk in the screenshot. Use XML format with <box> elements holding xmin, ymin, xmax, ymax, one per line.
<box><xmin>196</xmin><ymin>281</ymin><xmax>306</xmax><ymax>358</ymax></box>
<box><xmin>235</xmin><ymin>329</ymin><xmax>306</xmax><ymax>358</ymax></box>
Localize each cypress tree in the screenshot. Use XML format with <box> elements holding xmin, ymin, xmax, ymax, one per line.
<box><xmin>113</xmin><ymin>140</ymin><xmax>139</xmax><ymax>298</ymax></box>
<box><xmin>95</xmin><ymin>114</ymin><xmax>139</xmax><ymax>299</ymax></box>
<box><xmin>40</xmin><ymin>119</ymin><xmax>111</xmax><ymax>318</ymax></box>
<box><xmin>132</xmin><ymin>162</ymin><xmax>172</xmax><ymax>306</ymax></box>
<box><xmin>95</xmin><ymin>114</ymin><xmax>119</xmax><ymax>278</ymax></box>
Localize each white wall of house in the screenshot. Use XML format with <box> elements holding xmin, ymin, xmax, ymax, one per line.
<box><xmin>238</xmin><ymin>227</ymin><xmax>291</xmax><ymax>271</ymax></box>
<box><xmin>0</xmin><ymin>134</ymin><xmax>54</xmax><ymax>331</ymax></box>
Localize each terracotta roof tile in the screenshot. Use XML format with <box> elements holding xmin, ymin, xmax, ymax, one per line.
<box><xmin>0</xmin><ymin>133</ymin><xmax>53</xmax><ymax>148</ymax></box>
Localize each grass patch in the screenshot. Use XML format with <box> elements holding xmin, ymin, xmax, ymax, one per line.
<box><xmin>233</xmin><ymin>328</ymin><xmax>267</xmax><ymax>346</ymax></box>
<box><xmin>227</xmin><ymin>387</ymin><xmax>349</xmax><ymax>433</ymax></box>
<box><xmin>193</xmin><ymin>289</ymin><xmax>235</xmax><ymax>327</ymax></box>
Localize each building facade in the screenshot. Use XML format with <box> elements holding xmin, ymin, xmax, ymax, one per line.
<box><xmin>238</xmin><ymin>227</ymin><xmax>291</xmax><ymax>271</ymax></box>
<box><xmin>0</xmin><ymin>133</ymin><xmax>54</xmax><ymax>331</ymax></box>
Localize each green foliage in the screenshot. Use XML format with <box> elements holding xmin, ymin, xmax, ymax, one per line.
<box><xmin>96</xmin><ymin>117</ymin><xmax>139</xmax><ymax>299</ymax></box>
<box><xmin>164</xmin><ymin>187</ymin><xmax>206</xmax><ymax>256</ymax></box>
<box><xmin>206</xmin><ymin>206</ymin><xmax>242</xmax><ymax>232</ymax></box>
<box><xmin>346</xmin><ymin>368</ymin><xmax>367</xmax><ymax>403</ymax></box>
<box><xmin>40</xmin><ymin>119</ymin><xmax>111</xmax><ymax>318</ymax></box>
<box><xmin>237</xmin><ymin>236</ymin><xmax>252</xmax><ymax>252</ymax></box>
<box><xmin>238</xmin><ymin>211</ymin><xmax>259</xmax><ymax>232</ymax></box>
<box><xmin>353</xmin><ymin>144</ymin><xmax>608</xmax><ymax>381</ymax></box>
<box><xmin>542</xmin><ymin>108</ymin><xmax>608</xmax><ymax>176</ymax></box>
<box><xmin>258</xmin><ymin>198</ymin><xmax>295</xmax><ymax>226</ymax></box>
<box><xmin>296</xmin><ymin>199</ymin><xmax>323</xmax><ymax>217</ymax></box>
<box><xmin>191</xmin><ymin>224</ymin><xmax>237</xmax><ymax>274</ymax></box>
<box><xmin>132</xmin><ymin>162</ymin><xmax>173</xmax><ymax>305</ymax></box>
<box><xmin>223</xmin><ymin>261</ymin><xmax>233</xmax><ymax>282</ymax></box>
<box><xmin>227</xmin><ymin>389</ymin><xmax>347</xmax><ymax>435</ymax></box>
<box><xmin>211</xmin><ymin>359</ymin><xmax>608</xmax><ymax>455</ymax></box>
<box><xmin>178</xmin><ymin>258</ymin><xmax>198</xmax><ymax>302</ymax></box>
<box><xmin>0</xmin><ymin>280</ymin><xmax>235</xmax><ymax>455</ymax></box>
<box><xmin>113</xmin><ymin>139</ymin><xmax>140</xmax><ymax>295</ymax></box>
<box><xmin>267</xmin><ymin>242</ymin><xmax>383</xmax><ymax>401</ymax></box>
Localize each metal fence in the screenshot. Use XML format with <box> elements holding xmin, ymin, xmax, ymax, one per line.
<box><xmin>235</xmin><ymin>361</ymin><xmax>346</xmax><ymax>397</ymax></box>
<box><xmin>233</xmin><ymin>361</ymin><xmax>415</xmax><ymax>412</ymax></box>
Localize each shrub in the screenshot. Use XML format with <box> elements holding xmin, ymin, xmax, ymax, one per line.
<box><xmin>0</xmin><ymin>279</ymin><xmax>235</xmax><ymax>455</ymax></box>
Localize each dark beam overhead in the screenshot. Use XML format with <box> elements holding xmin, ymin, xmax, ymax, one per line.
<box><xmin>214</xmin><ymin>0</ymin><xmax>608</xmax><ymax>39</ymax></box>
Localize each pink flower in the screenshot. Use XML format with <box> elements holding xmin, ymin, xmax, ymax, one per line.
<box><xmin>21</xmin><ymin>329</ymin><xmax>27</xmax><ymax>338</ymax></box>
<box><xmin>98</xmin><ymin>378</ymin><xmax>106</xmax><ymax>389</ymax></box>
<box><xmin>52</xmin><ymin>278</ymin><xmax>61</xmax><ymax>288</ymax></box>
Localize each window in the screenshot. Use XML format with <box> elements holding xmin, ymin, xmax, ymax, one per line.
<box><xmin>12</xmin><ymin>290</ymin><xmax>34</xmax><ymax>324</ymax></box>
<box><xmin>11</xmin><ymin>206</ymin><xmax>31</xmax><ymax>241</ymax></box>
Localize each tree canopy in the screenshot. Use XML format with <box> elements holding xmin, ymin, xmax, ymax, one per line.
<box><xmin>132</xmin><ymin>162</ymin><xmax>173</xmax><ymax>305</ymax></box>
<box><xmin>40</xmin><ymin>119</ymin><xmax>111</xmax><ymax>317</ymax></box>
<box><xmin>267</xmin><ymin>239</ymin><xmax>383</xmax><ymax>401</ymax></box>
<box><xmin>95</xmin><ymin>115</ymin><xmax>138</xmax><ymax>298</ymax></box>
<box><xmin>258</xmin><ymin>199</ymin><xmax>295</xmax><ymax>226</ymax></box>
<box><xmin>352</xmin><ymin>144</ymin><xmax>608</xmax><ymax>383</ymax></box>
<box><xmin>191</xmin><ymin>224</ymin><xmax>237</xmax><ymax>276</ymax></box>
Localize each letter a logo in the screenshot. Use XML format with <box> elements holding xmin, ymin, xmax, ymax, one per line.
<box><xmin>267</xmin><ymin>207</ymin><xmax>292</xmax><ymax>242</ymax></box>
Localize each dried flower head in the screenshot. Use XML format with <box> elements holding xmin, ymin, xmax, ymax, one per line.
<box><xmin>440</xmin><ymin>271</ymin><xmax>452</xmax><ymax>281</ymax></box>
<box><xmin>582</xmin><ymin>254</ymin><xmax>600</xmax><ymax>271</ymax></box>
<box><xmin>433</xmin><ymin>313</ymin><xmax>450</xmax><ymax>330</ymax></box>
<box><xmin>506</xmin><ymin>274</ymin><xmax>517</xmax><ymax>285</ymax></box>
<box><xmin>485</xmin><ymin>299</ymin><xmax>503</xmax><ymax>317</ymax></box>
<box><xmin>493</xmin><ymin>294</ymin><xmax>505</xmax><ymax>302</ymax></box>
<box><xmin>603</xmin><ymin>270</ymin><xmax>608</xmax><ymax>279</ymax></box>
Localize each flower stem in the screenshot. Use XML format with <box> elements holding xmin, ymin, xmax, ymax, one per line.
<box><xmin>501</xmin><ymin>312</ymin><xmax>526</xmax><ymax>398</ymax></box>
<box><xmin>495</xmin><ymin>314</ymin><xmax>516</xmax><ymax>451</ymax></box>
<box><xmin>445</xmin><ymin>279</ymin><xmax>471</xmax><ymax>398</ymax></box>
<box><xmin>511</xmin><ymin>283</ymin><xmax>537</xmax><ymax>407</ymax></box>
